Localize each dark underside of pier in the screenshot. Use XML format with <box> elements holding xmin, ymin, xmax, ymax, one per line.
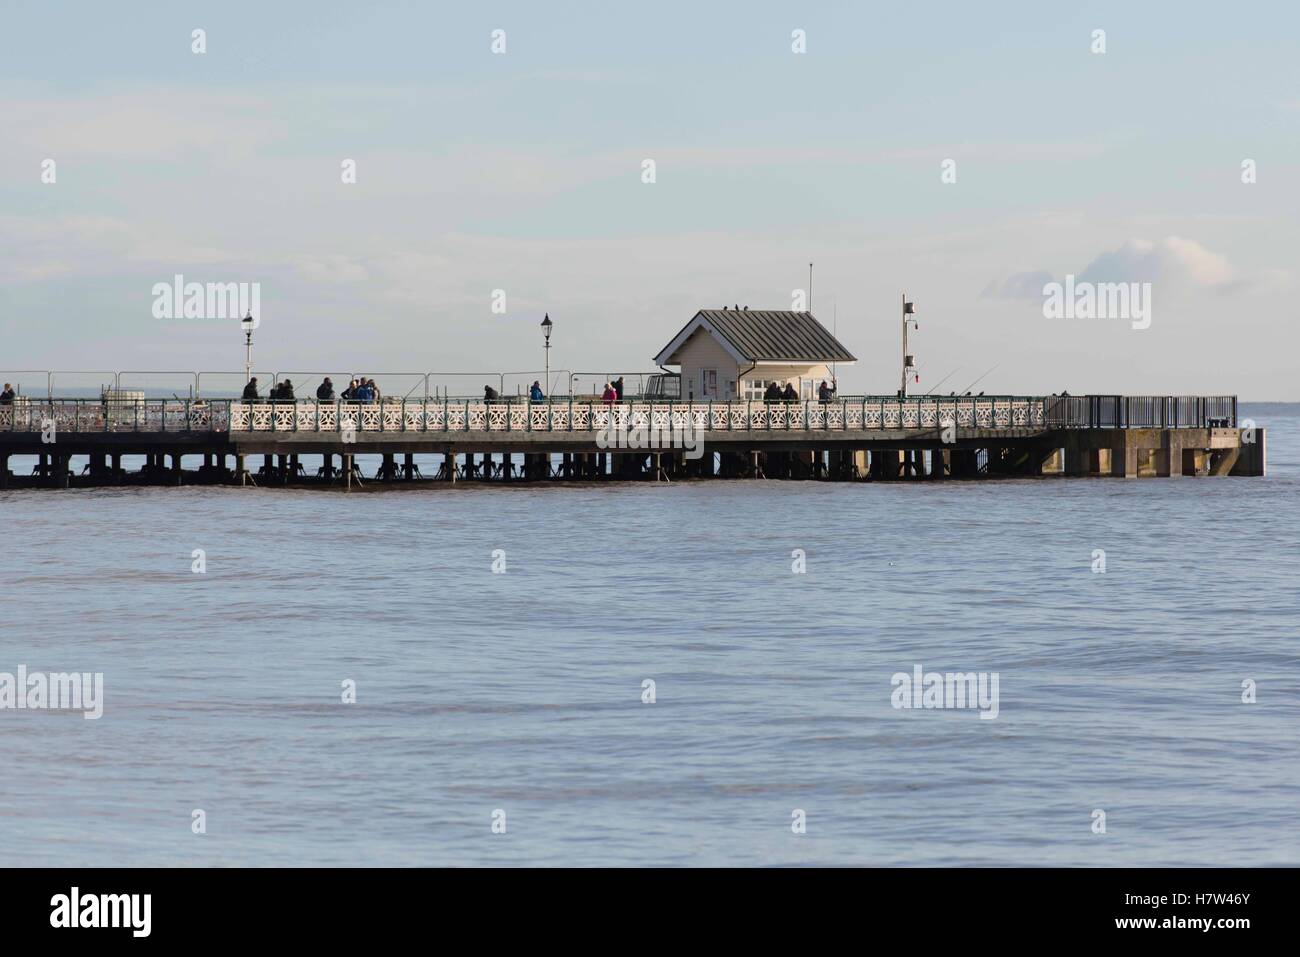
<box><xmin>0</xmin><ymin>426</ymin><xmax>1264</xmax><ymax>489</ymax></box>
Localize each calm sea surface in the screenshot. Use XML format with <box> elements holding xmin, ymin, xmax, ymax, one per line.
<box><xmin>1</xmin><ymin>403</ymin><xmax>1296</xmax><ymax>866</ymax></box>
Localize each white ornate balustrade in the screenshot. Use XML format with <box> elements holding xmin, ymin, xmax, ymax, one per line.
<box><xmin>0</xmin><ymin>397</ymin><xmax>1054</xmax><ymax>434</ymax></box>
<box><xmin>221</xmin><ymin>397</ymin><xmax>1047</xmax><ymax>433</ymax></box>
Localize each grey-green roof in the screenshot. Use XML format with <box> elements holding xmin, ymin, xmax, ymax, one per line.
<box><xmin>667</xmin><ymin>309</ymin><xmax>855</xmax><ymax>364</ymax></box>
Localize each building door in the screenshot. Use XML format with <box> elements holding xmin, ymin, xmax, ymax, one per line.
<box><xmin>701</xmin><ymin>368</ymin><xmax>717</xmax><ymax>399</ymax></box>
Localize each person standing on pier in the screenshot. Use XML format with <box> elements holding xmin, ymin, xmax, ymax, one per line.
<box><xmin>530</xmin><ymin>381</ymin><xmax>545</xmax><ymax>401</ymax></box>
<box><xmin>601</xmin><ymin>382</ymin><xmax>617</xmax><ymax>405</ymax></box>
<box><xmin>279</xmin><ymin>378</ymin><xmax>295</xmax><ymax>401</ymax></box>
<box><xmin>484</xmin><ymin>384</ymin><xmax>500</xmax><ymax>402</ymax></box>
<box><xmin>782</xmin><ymin>381</ymin><xmax>798</xmax><ymax>402</ymax></box>
<box><xmin>763</xmin><ymin>381</ymin><xmax>782</xmax><ymax>402</ymax></box>
<box><xmin>367</xmin><ymin>379</ymin><xmax>381</xmax><ymax>402</ymax></box>
<box><xmin>0</xmin><ymin>383</ymin><xmax>13</xmax><ymax>404</ymax></box>
<box><xmin>317</xmin><ymin>377</ymin><xmax>334</xmax><ymax>401</ymax></box>
<box><xmin>818</xmin><ymin>380</ymin><xmax>836</xmax><ymax>403</ymax></box>
<box><xmin>613</xmin><ymin>376</ymin><xmax>625</xmax><ymax>400</ymax></box>
<box><xmin>242</xmin><ymin>377</ymin><xmax>260</xmax><ymax>400</ymax></box>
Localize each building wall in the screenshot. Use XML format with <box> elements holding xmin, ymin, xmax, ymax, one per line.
<box><xmin>671</xmin><ymin>329</ymin><xmax>838</xmax><ymax>401</ymax></box>
<box><xmin>674</xmin><ymin>330</ymin><xmax>741</xmax><ymax>400</ymax></box>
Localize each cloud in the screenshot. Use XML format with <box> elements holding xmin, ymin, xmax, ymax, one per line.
<box><xmin>981</xmin><ymin>270</ymin><xmax>1054</xmax><ymax>300</ymax></box>
<box><xmin>0</xmin><ymin>215</ymin><xmax>236</xmax><ymax>285</ymax></box>
<box><xmin>1079</xmin><ymin>237</ymin><xmax>1232</xmax><ymax>287</ymax></box>
<box><xmin>294</xmin><ymin>256</ymin><xmax>370</xmax><ymax>283</ymax></box>
<box><xmin>984</xmin><ymin>237</ymin><xmax>1286</xmax><ymax>301</ymax></box>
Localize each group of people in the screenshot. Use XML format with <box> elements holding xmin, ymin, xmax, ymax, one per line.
<box><xmin>762</xmin><ymin>380</ymin><xmax>836</xmax><ymax>402</ymax></box>
<box><xmin>340</xmin><ymin>378</ymin><xmax>381</xmax><ymax>402</ymax></box>
<box><xmin>235</xmin><ymin>373</ymin><xmax>837</xmax><ymax>405</ymax></box>
<box><xmin>486</xmin><ymin>376</ymin><xmax>623</xmax><ymax>403</ymax></box>
<box><xmin>240</xmin><ymin>376</ymin><xmax>381</xmax><ymax>402</ymax></box>
<box><xmin>601</xmin><ymin>377</ymin><xmax>625</xmax><ymax>403</ymax></box>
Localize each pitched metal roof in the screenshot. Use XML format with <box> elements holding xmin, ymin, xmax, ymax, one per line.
<box><xmin>657</xmin><ymin>309</ymin><xmax>855</xmax><ymax>365</ymax></box>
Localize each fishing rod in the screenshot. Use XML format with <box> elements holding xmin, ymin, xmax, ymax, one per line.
<box><xmin>925</xmin><ymin>367</ymin><xmax>961</xmax><ymax>396</ymax></box>
<box><xmin>956</xmin><ymin>363</ymin><xmax>1000</xmax><ymax>396</ymax></box>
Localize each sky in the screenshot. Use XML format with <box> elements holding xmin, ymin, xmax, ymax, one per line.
<box><xmin>1</xmin><ymin>0</ymin><xmax>1297</xmax><ymax>397</ymax></box>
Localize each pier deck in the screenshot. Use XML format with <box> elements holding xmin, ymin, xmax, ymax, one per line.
<box><xmin>0</xmin><ymin>394</ymin><xmax>1263</xmax><ymax>487</ymax></box>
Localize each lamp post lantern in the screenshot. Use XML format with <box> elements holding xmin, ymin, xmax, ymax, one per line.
<box><xmin>540</xmin><ymin>313</ymin><xmax>553</xmax><ymax>394</ymax></box>
<box><xmin>900</xmin><ymin>294</ymin><xmax>918</xmax><ymax>397</ymax></box>
<box><xmin>241</xmin><ymin>312</ymin><xmax>256</xmax><ymax>384</ymax></box>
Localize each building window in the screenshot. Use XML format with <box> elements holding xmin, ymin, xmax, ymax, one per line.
<box><xmin>742</xmin><ymin>379</ymin><xmax>768</xmax><ymax>400</ymax></box>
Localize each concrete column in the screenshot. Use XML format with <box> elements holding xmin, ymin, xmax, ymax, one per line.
<box><xmin>1065</xmin><ymin>446</ymin><xmax>1089</xmax><ymax>476</ymax></box>
<box><xmin>1230</xmin><ymin>429</ymin><xmax>1266</xmax><ymax>476</ymax></box>
<box><xmin>877</xmin><ymin>449</ymin><xmax>902</xmax><ymax>479</ymax></box>
<box><xmin>794</xmin><ymin>449</ymin><xmax>815</xmax><ymax>478</ymax></box>
<box><xmin>1111</xmin><ymin>443</ymin><xmax>1138</xmax><ymax>478</ymax></box>
<box><xmin>932</xmin><ymin>449</ymin><xmax>950</xmax><ymax>479</ymax></box>
<box><xmin>1157</xmin><ymin>431</ymin><xmax>1182</xmax><ymax>477</ymax></box>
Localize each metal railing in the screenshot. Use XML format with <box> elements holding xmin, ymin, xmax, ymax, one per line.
<box><xmin>1043</xmin><ymin>395</ymin><xmax>1237</xmax><ymax>429</ymax></box>
<box><xmin>0</xmin><ymin>395</ymin><xmax>1238</xmax><ymax>435</ymax></box>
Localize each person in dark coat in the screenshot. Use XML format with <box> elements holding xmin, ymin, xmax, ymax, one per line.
<box><xmin>613</xmin><ymin>376</ymin><xmax>625</xmax><ymax>400</ymax></box>
<box><xmin>242</xmin><ymin>377</ymin><xmax>260</xmax><ymax>400</ymax></box>
<box><xmin>782</xmin><ymin>382</ymin><xmax>798</xmax><ymax>402</ymax></box>
<box><xmin>279</xmin><ymin>378</ymin><xmax>295</xmax><ymax>401</ymax></box>
<box><xmin>763</xmin><ymin>381</ymin><xmax>782</xmax><ymax>402</ymax></box>
<box><xmin>0</xmin><ymin>383</ymin><xmax>14</xmax><ymax>404</ymax></box>
<box><xmin>317</xmin><ymin>377</ymin><xmax>334</xmax><ymax>400</ymax></box>
<box><xmin>484</xmin><ymin>384</ymin><xmax>500</xmax><ymax>401</ymax></box>
<box><xmin>818</xmin><ymin>380</ymin><xmax>835</xmax><ymax>402</ymax></box>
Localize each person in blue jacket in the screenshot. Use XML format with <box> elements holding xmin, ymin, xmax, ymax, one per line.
<box><xmin>530</xmin><ymin>380</ymin><xmax>545</xmax><ymax>401</ymax></box>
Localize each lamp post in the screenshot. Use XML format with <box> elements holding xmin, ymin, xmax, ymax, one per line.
<box><xmin>540</xmin><ymin>313</ymin><xmax>553</xmax><ymax>395</ymax></box>
<box><xmin>900</xmin><ymin>294</ymin><xmax>917</xmax><ymax>397</ymax></box>
<box><xmin>241</xmin><ymin>312</ymin><xmax>256</xmax><ymax>383</ymax></box>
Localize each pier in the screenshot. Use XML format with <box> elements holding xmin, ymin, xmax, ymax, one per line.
<box><xmin>0</xmin><ymin>389</ymin><xmax>1263</xmax><ymax>489</ymax></box>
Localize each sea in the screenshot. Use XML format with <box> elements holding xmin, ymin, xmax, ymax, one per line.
<box><xmin>0</xmin><ymin>402</ymin><xmax>1295</xmax><ymax>866</ymax></box>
